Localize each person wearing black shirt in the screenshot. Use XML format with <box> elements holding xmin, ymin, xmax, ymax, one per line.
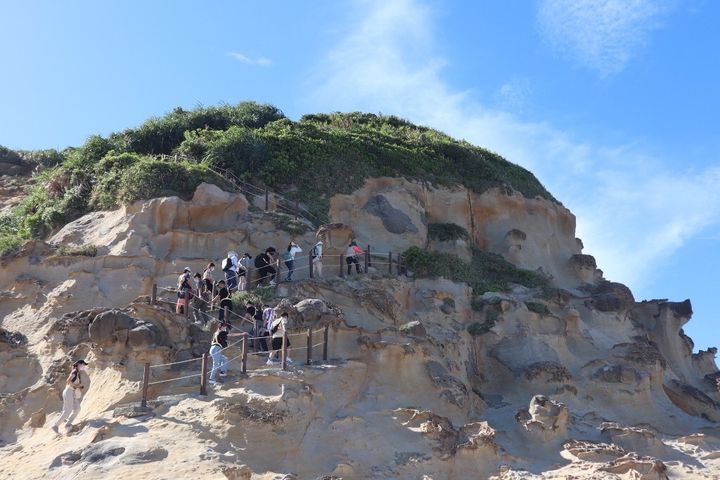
<box><xmin>211</xmin><ymin>280</ymin><xmax>233</xmax><ymax>323</ymax></box>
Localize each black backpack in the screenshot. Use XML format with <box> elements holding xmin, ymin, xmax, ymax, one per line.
<box><xmin>222</xmin><ymin>256</ymin><xmax>233</xmax><ymax>272</ymax></box>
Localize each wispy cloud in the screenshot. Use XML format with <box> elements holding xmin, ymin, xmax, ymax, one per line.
<box><xmin>227</xmin><ymin>52</ymin><xmax>272</xmax><ymax>66</ymax></box>
<box><xmin>537</xmin><ymin>0</ymin><xmax>673</xmax><ymax>76</ymax></box>
<box><xmin>309</xmin><ymin>0</ymin><xmax>720</xmax><ymax>290</ymax></box>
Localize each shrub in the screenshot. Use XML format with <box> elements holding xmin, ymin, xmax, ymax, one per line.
<box><xmin>525</xmin><ymin>301</ymin><xmax>550</xmax><ymax>315</ymax></box>
<box><xmin>230</xmin><ymin>287</ymin><xmax>276</xmax><ymax>311</ymax></box>
<box><xmin>271</xmin><ymin>213</ymin><xmax>312</xmax><ymax>235</ymax></box>
<box><xmin>55</xmin><ymin>244</ymin><xmax>98</xmax><ymax>257</ymax></box>
<box><xmin>403</xmin><ymin>246</ymin><xmax>550</xmax><ymax>297</ymax></box>
<box><xmin>428</xmin><ymin>223</ymin><xmax>469</xmax><ymax>242</ymax></box>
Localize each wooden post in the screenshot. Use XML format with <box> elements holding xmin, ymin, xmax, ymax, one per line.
<box><xmin>241</xmin><ymin>333</ymin><xmax>248</xmax><ymax>374</ymax></box>
<box><xmin>200</xmin><ymin>353</ymin><xmax>208</xmax><ymax>396</ymax></box>
<box><xmin>397</xmin><ymin>255</ymin><xmax>402</xmax><ymax>276</ymax></box>
<box><xmin>223</xmin><ymin>305</ymin><xmax>229</xmax><ymax>324</ymax></box>
<box><xmin>388</xmin><ymin>252</ymin><xmax>393</xmax><ymax>274</ymax></box>
<box><xmin>265</xmin><ymin>188</ymin><xmax>269</xmax><ymax>211</ymax></box>
<box><xmin>364</xmin><ymin>249</ymin><xmax>369</xmax><ymax>273</ymax></box>
<box><xmin>309</xmin><ymin>251</ymin><xmax>314</xmax><ymax>279</ymax></box>
<box><xmin>141</xmin><ymin>363</ymin><xmax>150</xmax><ymax>409</ymax></box>
<box><xmin>367</xmin><ymin>244</ymin><xmax>371</xmax><ymax>267</ymax></box>
<box><xmin>151</xmin><ymin>284</ymin><xmax>157</xmax><ymax>305</ymax></box>
<box><xmin>306</xmin><ymin>328</ymin><xmax>312</xmax><ymax>365</ymax></box>
<box><xmin>184</xmin><ymin>289</ymin><xmax>190</xmax><ymax>319</ymax></box>
<box><xmin>281</xmin><ymin>332</ymin><xmax>288</xmax><ymax>371</ymax></box>
<box><xmin>322</xmin><ymin>325</ymin><xmax>329</xmax><ymax>362</ymax></box>
<box><xmin>339</xmin><ymin>254</ymin><xmax>345</xmax><ymax>278</ymax></box>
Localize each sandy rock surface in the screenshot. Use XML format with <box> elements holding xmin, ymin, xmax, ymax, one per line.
<box><xmin>1</xmin><ymin>180</ymin><xmax>719</xmax><ymax>479</ymax></box>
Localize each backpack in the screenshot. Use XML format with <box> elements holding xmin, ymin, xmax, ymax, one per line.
<box><xmin>311</xmin><ymin>244</ymin><xmax>320</xmax><ymax>259</ymax></box>
<box><xmin>221</xmin><ymin>257</ymin><xmax>233</xmax><ymax>272</ymax></box>
<box><xmin>270</xmin><ymin>320</ymin><xmax>281</xmax><ymax>335</ymax></box>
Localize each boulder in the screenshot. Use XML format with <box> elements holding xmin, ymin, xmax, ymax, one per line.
<box><xmin>663</xmin><ymin>380</ymin><xmax>720</xmax><ymax>422</ymax></box>
<box><xmin>362</xmin><ymin>194</ymin><xmax>418</xmax><ymax>234</ymax></box>
<box><xmin>399</xmin><ymin>321</ymin><xmax>426</xmax><ymax>337</ymax></box>
<box><xmin>128</xmin><ymin>322</ymin><xmax>161</xmax><ymax>348</ymax></box>
<box><xmin>517</xmin><ymin>395</ymin><xmax>570</xmax><ymax>438</ymax></box>
<box><xmin>88</xmin><ymin>309</ymin><xmax>135</xmax><ymax>347</ymax></box>
<box><xmin>294</xmin><ymin>299</ymin><xmax>329</xmax><ymax>325</ymax></box>
<box><xmin>586</xmin><ymin>281</ymin><xmax>635</xmax><ymax>312</ymax></box>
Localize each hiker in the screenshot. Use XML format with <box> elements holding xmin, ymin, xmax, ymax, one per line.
<box><xmin>192</xmin><ymin>272</ymin><xmax>210</xmax><ymax>325</ymax></box>
<box><xmin>255</xmin><ymin>247</ymin><xmax>277</xmax><ymax>286</ymax></box>
<box><xmin>238</xmin><ymin>253</ymin><xmax>252</xmax><ymax>291</ymax></box>
<box><xmin>223</xmin><ymin>251</ymin><xmax>239</xmax><ymax>292</ymax></box>
<box><xmin>267</xmin><ymin>312</ymin><xmax>291</xmax><ymax>365</ymax></box>
<box><xmin>211</xmin><ymin>279</ymin><xmax>233</xmax><ymax>323</ymax></box>
<box><xmin>253</xmin><ymin>304</ymin><xmax>266</xmax><ymax>351</ymax></box>
<box><xmin>176</xmin><ymin>267</ymin><xmax>194</xmax><ymax>314</ymax></box>
<box><xmin>202</xmin><ymin>262</ymin><xmax>216</xmax><ymax>296</ymax></box>
<box><xmin>282</xmin><ymin>241</ymin><xmax>303</xmax><ymax>281</ymax></box>
<box><xmin>345</xmin><ymin>241</ymin><xmax>363</xmax><ymax>275</ymax></box>
<box><xmin>209</xmin><ymin>323</ymin><xmax>243</xmax><ymax>385</ymax></box>
<box><xmin>51</xmin><ymin>359</ymin><xmax>89</xmax><ymax>434</ymax></box>
<box><xmin>311</xmin><ymin>240</ymin><xmax>324</xmax><ymax>277</ymax></box>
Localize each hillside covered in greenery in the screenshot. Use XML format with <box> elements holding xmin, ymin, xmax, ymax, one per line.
<box><xmin>0</xmin><ymin>102</ymin><xmax>556</xmax><ymax>255</ymax></box>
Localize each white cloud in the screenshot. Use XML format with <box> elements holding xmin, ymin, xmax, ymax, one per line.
<box><xmin>537</xmin><ymin>0</ymin><xmax>673</xmax><ymax>76</ymax></box>
<box><xmin>309</xmin><ymin>0</ymin><xmax>720</xmax><ymax>290</ymax></box>
<box><xmin>227</xmin><ymin>52</ymin><xmax>272</xmax><ymax>66</ymax></box>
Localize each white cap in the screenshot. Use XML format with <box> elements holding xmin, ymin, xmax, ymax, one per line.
<box><xmin>183</xmin><ymin>266</ymin><xmax>191</xmax><ymax>272</ymax></box>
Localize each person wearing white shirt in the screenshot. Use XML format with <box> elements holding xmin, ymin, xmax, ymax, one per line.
<box><xmin>282</xmin><ymin>242</ymin><xmax>303</xmax><ymax>282</ymax></box>
<box><xmin>267</xmin><ymin>312</ymin><xmax>292</xmax><ymax>365</ymax></box>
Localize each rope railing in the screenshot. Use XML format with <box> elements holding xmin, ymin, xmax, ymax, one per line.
<box><xmin>139</xmin><ymin>324</ymin><xmax>331</xmax><ymax>408</ymax></box>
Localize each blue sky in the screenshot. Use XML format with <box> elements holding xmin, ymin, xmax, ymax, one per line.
<box><xmin>2</xmin><ymin>0</ymin><xmax>719</xmax><ymax>350</ymax></box>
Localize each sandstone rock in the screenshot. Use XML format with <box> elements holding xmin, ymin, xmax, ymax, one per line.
<box><xmin>88</xmin><ymin>309</ymin><xmax>135</xmax><ymax>347</ymax></box>
<box><xmin>399</xmin><ymin>321</ymin><xmax>426</xmax><ymax>337</ymax></box>
<box><xmin>523</xmin><ymin>362</ymin><xmax>571</xmax><ymax>383</ymax></box>
<box><xmin>127</xmin><ymin>322</ymin><xmax>160</xmax><ymax>348</ymax></box>
<box><xmin>516</xmin><ymin>395</ymin><xmax>569</xmax><ymax>438</ymax></box>
<box><xmin>27</xmin><ymin>409</ymin><xmax>45</xmax><ymax>428</ymax></box>
<box><xmin>663</xmin><ymin>379</ymin><xmax>720</xmax><ymax>421</ymax></box>
<box><xmin>584</xmin><ymin>280</ymin><xmax>635</xmax><ymax>312</ymax></box>
<box><xmin>600</xmin><ymin>454</ymin><xmax>669</xmax><ymax>480</ymax></box>
<box><xmin>563</xmin><ymin>440</ymin><xmax>627</xmax><ymax>462</ymax></box>
<box><xmin>363</xmin><ymin>194</ymin><xmax>419</xmax><ymax>234</ymax></box>
<box><xmin>425</xmin><ymin>361</ymin><xmax>468</xmax><ymax>407</ymax></box>
<box><xmin>294</xmin><ymin>299</ymin><xmax>329</xmax><ymax>325</ymax></box>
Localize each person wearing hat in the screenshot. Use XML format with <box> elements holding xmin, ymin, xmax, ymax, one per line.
<box><xmin>51</xmin><ymin>359</ymin><xmax>89</xmax><ymax>434</ymax></box>
<box><xmin>311</xmin><ymin>240</ymin><xmax>324</xmax><ymax>278</ymax></box>
<box><xmin>176</xmin><ymin>267</ymin><xmax>194</xmax><ymax>314</ymax></box>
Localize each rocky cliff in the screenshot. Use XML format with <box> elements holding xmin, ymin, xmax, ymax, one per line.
<box><xmin>1</xmin><ymin>179</ymin><xmax>719</xmax><ymax>480</ymax></box>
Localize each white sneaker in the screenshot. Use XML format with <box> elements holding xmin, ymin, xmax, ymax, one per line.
<box><xmin>286</xmin><ymin>357</ymin><xmax>294</xmax><ymax>364</ymax></box>
<box><xmin>266</xmin><ymin>358</ymin><xmax>277</xmax><ymax>365</ymax></box>
<box><xmin>219</xmin><ymin>371</ymin><xmax>227</xmax><ymax>377</ymax></box>
<box><xmin>51</xmin><ymin>425</ymin><xmax>59</xmax><ymax>434</ymax></box>
<box><xmin>269</xmin><ymin>280</ymin><xmax>277</xmax><ymax>286</ymax></box>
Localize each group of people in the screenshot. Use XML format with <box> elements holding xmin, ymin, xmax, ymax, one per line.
<box><xmin>174</xmin><ymin>239</ymin><xmax>327</xmax><ymax>323</ymax></box>
<box><xmin>207</xmin><ymin>306</ymin><xmax>292</xmax><ymax>385</ymax></box>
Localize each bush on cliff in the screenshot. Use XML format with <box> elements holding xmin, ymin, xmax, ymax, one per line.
<box><xmin>402</xmin><ymin>246</ymin><xmax>550</xmax><ymax>297</ymax></box>
<box><xmin>1</xmin><ymin>102</ymin><xmax>557</xmax><ymax>255</ymax></box>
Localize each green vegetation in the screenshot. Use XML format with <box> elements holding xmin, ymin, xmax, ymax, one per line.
<box><xmin>402</xmin><ymin>246</ymin><xmax>550</xmax><ymax>298</ymax></box>
<box><xmin>270</xmin><ymin>213</ymin><xmax>312</xmax><ymax>236</ymax></box>
<box><xmin>55</xmin><ymin>244</ymin><xmax>98</xmax><ymax>257</ymax></box>
<box><xmin>468</xmin><ymin>304</ymin><xmax>500</xmax><ymax>336</ymax></box>
<box><xmin>230</xmin><ymin>287</ymin><xmax>276</xmax><ymax>312</ymax></box>
<box><xmin>525</xmin><ymin>301</ymin><xmax>550</xmax><ymax>315</ymax></box>
<box><xmin>0</xmin><ymin>102</ymin><xmax>556</xmax><ymax>256</ymax></box>
<box><xmin>427</xmin><ymin>223</ymin><xmax>469</xmax><ymax>242</ymax></box>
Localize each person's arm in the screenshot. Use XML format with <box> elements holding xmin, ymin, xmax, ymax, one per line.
<box><xmin>66</xmin><ymin>371</ymin><xmax>83</xmax><ymax>389</ymax></box>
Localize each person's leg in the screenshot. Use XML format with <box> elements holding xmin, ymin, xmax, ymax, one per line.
<box><xmin>259</xmin><ymin>336</ymin><xmax>268</xmax><ymax>352</ymax></box>
<box><xmin>268</xmin><ymin>266</ymin><xmax>276</xmax><ymax>284</ymax></box>
<box><xmin>316</xmin><ymin>259</ymin><xmax>323</xmax><ymax>277</ymax></box>
<box><xmin>355</xmin><ymin>258</ymin><xmax>361</xmax><ymax>273</ymax></box>
<box><xmin>220</xmin><ymin>354</ymin><xmax>228</xmax><ymax>375</ymax></box>
<box><xmin>209</xmin><ymin>346</ymin><xmax>222</xmax><ymax>382</ymax></box>
<box><xmin>238</xmin><ymin>274</ymin><xmax>246</xmax><ymax>291</ymax></box>
<box><xmin>52</xmin><ymin>388</ymin><xmax>74</xmax><ymax>428</ymax></box>
<box><xmin>346</xmin><ymin>257</ymin><xmax>352</xmax><ymax>275</ymax></box>
<box><xmin>285</xmin><ymin>260</ymin><xmax>293</xmax><ymax>281</ymax></box>
<box><xmin>65</xmin><ymin>397</ymin><xmax>82</xmax><ymax>428</ymax></box>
